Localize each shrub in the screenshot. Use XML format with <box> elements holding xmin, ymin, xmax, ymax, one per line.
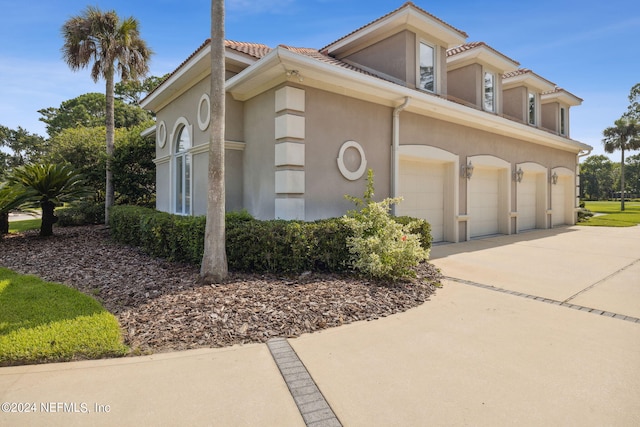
<box><xmin>343</xmin><ymin>170</ymin><xmax>429</xmax><ymax>281</ymax></box>
<box><xmin>58</xmin><ymin>201</ymin><xmax>105</xmax><ymax>226</ymax></box>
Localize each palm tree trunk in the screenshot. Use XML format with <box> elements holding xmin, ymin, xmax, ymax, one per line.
<box><xmin>621</xmin><ymin>147</ymin><xmax>625</xmax><ymax>211</ymax></box>
<box><xmin>40</xmin><ymin>199</ymin><xmax>57</xmax><ymax>237</ymax></box>
<box><xmin>105</xmin><ymin>70</ymin><xmax>116</xmax><ymax>224</ymax></box>
<box><xmin>0</xmin><ymin>212</ymin><xmax>8</xmax><ymax>235</ymax></box>
<box><xmin>200</xmin><ymin>0</ymin><xmax>228</xmax><ymax>283</ymax></box>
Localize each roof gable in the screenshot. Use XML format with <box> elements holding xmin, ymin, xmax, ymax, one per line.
<box><xmin>447</xmin><ymin>42</ymin><xmax>520</xmax><ymax>73</ymax></box>
<box><xmin>502</xmin><ymin>68</ymin><xmax>556</xmax><ymax>92</ymax></box>
<box><xmin>322</xmin><ymin>2</ymin><xmax>467</xmax><ymax>57</ymax></box>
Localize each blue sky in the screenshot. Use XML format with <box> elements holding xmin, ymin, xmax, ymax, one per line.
<box><xmin>1</xmin><ymin>0</ymin><xmax>638</xmax><ymax>159</ymax></box>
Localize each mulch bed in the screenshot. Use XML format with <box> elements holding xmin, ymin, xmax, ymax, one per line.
<box><xmin>0</xmin><ymin>226</ymin><xmax>442</xmax><ymax>353</ymax></box>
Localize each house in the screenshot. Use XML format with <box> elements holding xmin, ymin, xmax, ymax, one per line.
<box><xmin>140</xmin><ymin>2</ymin><xmax>592</xmax><ymax>243</ymax></box>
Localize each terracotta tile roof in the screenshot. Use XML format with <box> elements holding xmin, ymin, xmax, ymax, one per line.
<box><xmin>446</xmin><ymin>41</ymin><xmax>520</xmax><ymax>66</ymax></box>
<box><xmin>225</xmin><ymin>40</ymin><xmax>272</xmax><ymax>58</ymax></box>
<box><xmin>321</xmin><ymin>1</ymin><xmax>467</xmax><ymax>52</ymax></box>
<box><xmin>542</xmin><ymin>86</ymin><xmax>584</xmax><ymax>102</ymax></box>
<box><xmin>279</xmin><ymin>45</ymin><xmax>380</xmax><ymax>77</ymax></box>
<box><xmin>502</xmin><ymin>68</ymin><xmax>534</xmax><ymax>79</ymax></box>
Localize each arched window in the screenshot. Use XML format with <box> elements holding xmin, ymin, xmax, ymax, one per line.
<box><xmin>174</xmin><ymin>125</ymin><xmax>191</xmax><ymax>215</ymax></box>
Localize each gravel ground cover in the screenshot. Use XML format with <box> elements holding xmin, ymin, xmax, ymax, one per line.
<box><xmin>0</xmin><ymin>226</ymin><xmax>442</xmax><ymax>353</ymax></box>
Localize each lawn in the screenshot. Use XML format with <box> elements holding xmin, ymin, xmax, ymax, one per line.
<box><xmin>8</xmin><ymin>218</ymin><xmax>41</xmax><ymax>233</ymax></box>
<box><xmin>0</xmin><ymin>267</ymin><xmax>128</xmax><ymax>366</ymax></box>
<box><xmin>580</xmin><ymin>201</ymin><xmax>640</xmax><ymax>227</ymax></box>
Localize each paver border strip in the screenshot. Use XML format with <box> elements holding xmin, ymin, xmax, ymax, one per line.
<box><xmin>444</xmin><ymin>276</ymin><xmax>640</xmax><ymax>324</ymax></box>
<box><xmin>267</xmin><ymin>338</ymin><xmax>342</xmax><ymax>427</ymax></box>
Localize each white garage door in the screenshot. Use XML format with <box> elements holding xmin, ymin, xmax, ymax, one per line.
<box><xmin>552</xmin><ymin>177</ymin><xmax>567</xmax><ymax>226</ymax></box>
<box><xmin>470</xmin><ymin>168</ymin><xmax>499</xmax><ymax>238</ymax></box>
<box><xmin>517</xmin><ymin>173</ymin><xmax>537</xmax><ymax>231</ymax></box>
<box><xmin>397</xmin><ymin>159</ymin><xmax>445</xmax><ymax>242</ymax></box>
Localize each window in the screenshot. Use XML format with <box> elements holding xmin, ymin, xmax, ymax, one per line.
<box><xmin>560</xmin><ymin>107</ymin><xmax>566</xmax><ymax>135</ymax></box>
<box><xmin>528</xmin><ymin>92</ymin><xmax>536</xmax><ymax>125</ymax></box>
<box><xmin>174</xmin><ymin>126</ymin><xmax>191</xmax><ymax>215</ymax></box>
<box><xmin>419</xmin><ymin>42</ymin><xmax>435</xmax><ymax>92</ymax></box>
<box><xmin>483</xmin><ymin>72</ymin><xmax>495</xmax><ymax>112</ymax></box>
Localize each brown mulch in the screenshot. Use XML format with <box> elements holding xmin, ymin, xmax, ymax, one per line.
<box><xmin>0</xmin><ymin>226</ymin><xmax>442</xmax><ymax>353</ymax></box>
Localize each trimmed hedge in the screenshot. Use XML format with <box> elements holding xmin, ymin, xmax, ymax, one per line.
<box><xmin>109</xmin><ymin>205</ymin><xmax>431</xmax><ymax>274</ymax></box>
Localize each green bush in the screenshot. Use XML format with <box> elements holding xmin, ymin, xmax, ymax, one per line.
<box><xmin>58</xmin><ymin>201</ymin><xmax>105</xmax><ymax>226</ymax></box>
<box><xmin>342</xmin><ymin>169</ymin><xmax>429</xmax><ymax>281</ymax></box>
<box><xmin>109</xmin><ymin>200</ymin><xmax>431</xmax><ymax>277</ymax></box>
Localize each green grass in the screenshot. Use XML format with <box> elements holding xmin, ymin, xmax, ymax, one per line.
<box><xmin>8</xmin><ymin>218</ymin><xmax>41</xmax><ymax>233</ymax></box>
<box><xmin>580</xmin><ymin>201</ymin><xmax>640</xmax><ymax>227</ymax></box>
<box><xmin>0</xmin><ymin>268</ymin><xmax>128</xmax><ymax>366</ymax></box>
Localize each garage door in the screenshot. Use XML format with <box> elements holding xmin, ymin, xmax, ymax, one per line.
<box><xmin>552</xmin><ymin>177</ymin><xmax>567</xmax><ymax>226</ymax></box>
<box><xmin>470</xmin><ymin>168</ymin><xmax>499</xmax><ymax>238</ymax></box>
<box><xmin>517</xmin><ymin>173</ymin><xmax>537</xmax><ymax>231</ymax></box>
<box><xmin>397</xmin><ymin>159</ymin><xmax>445</xmax><ymax>242</ymax></box>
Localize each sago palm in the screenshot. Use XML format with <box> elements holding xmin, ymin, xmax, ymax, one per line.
<box><xmin>9</xmin><ymin>163</ymin><xmax>90</xmax><ymax>236</ymax></box>
<box><xmin>61</xmin><ymin>6</ymin><xmax>152</xmax><ymax>223</ymax></box>
<box><xmin>602</xmin><ymin>116</ymin><xmax>640</xmax><ymax>210</ymax></box>
<box><xmin>0</xmin><ymin>182</ymin><xmax>37</xmax><ymax>236</ymax></box>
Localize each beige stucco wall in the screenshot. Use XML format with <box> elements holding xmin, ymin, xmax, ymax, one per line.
<box><xmin>503</xmin><ymin>86</ymin><xmax>526</xmax><ymax>123</ymax></box>
<box><xmin>304</xmin><ymin>87</ymin><xmax>393</xmax><ymax>220</ymax></box>
<box><xmin>344</xmin><ymin>31</ymin><xmax>412</xmax><ymax>84</ymax></box>
<box><xmin>541</xmin><ymin>101</ymin><xmax>559</xmax><ymax>134</ymax></box>
<box><xmin>447</xmin><ymin>64</ymin><xmax>481</xmax><ymax>107</ymax></box>
<box><xmin>153</xmin><ymin>70</ymin><xmax>246</xmax><ymax>216</ymax></box>
<box><xmin>242</xmin><ymin>90</ymin><xmax>277</xmax><ymax>219</ymax></box>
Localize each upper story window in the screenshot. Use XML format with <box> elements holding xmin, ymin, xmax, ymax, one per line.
<box><xmin>483</xmin><ymin>72</ymin><xmax>495</xmax><ymax>112</ymax></box>
<box><xmin>174</xmin><ymin>125</ymin><xmax>191</xmax><ymax>215</ymax></box>
<box><xmin>560</xmin><ymin>107</ymin><xmax>566</xmax><ymax>135</ymax></box>
<box><xmin>528</xmin><ymin>92</ymin><xmax>537</xmax><ymax>125</ymax></box>
<box><xmin>419</xmin><ymin>42</ymin><xmax>435</xmax><ymax>92</ymax></box>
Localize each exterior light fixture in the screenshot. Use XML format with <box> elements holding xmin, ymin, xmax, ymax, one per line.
<box><xmin>461</xmin><ymin>161</ymin><xmax>474</xmax><ymax>180</ymax></box>
<box><xmin>513</xmin><ymin>167</ymin><xmax>524</xmax><ymax>183</ymax></box>
<box><xmin>550</xmin><ymin>171</ymin><xmax>558</xmax><ymax>185</ymax></box>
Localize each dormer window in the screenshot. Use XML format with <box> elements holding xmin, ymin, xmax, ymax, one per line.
<box><xmin>528</xmin><ymin>92</ymin><xmax>537</xmax><ymax>125</ymax></box>
<box><xmin>419</xmin><ymin>42</ymin><xmax>435</xmax><ymax>92</ymax></box>
<box><xmin>483</xmin><ymin>72</ymin><xmax>495</xmax><ymax>112</ymax></box>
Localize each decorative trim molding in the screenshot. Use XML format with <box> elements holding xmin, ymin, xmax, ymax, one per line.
<box><xmin>337</xmin><ymin>140</ymin><xmax>367</xmax><ymax>181</ymax></box>
<box><xmin>153</xmin><ymin>155</ymin><xmax>171</xmax><ymax>165</ymax></box>
<box><xmin>197</xmin><ymin>93</ymin><xmax>211</xmax><ymax>131</ymax></box>
<box><xmin>190</xmin><ymin>140</ymin><xmax>247</xmax><ymax>155</ymax></box>
<box><xmin>157</xmin><ymin>121</ymin><xmax>167</xmax><ymax>148</ymax></box>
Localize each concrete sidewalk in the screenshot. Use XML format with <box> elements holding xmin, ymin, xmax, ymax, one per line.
<box><xmin>1</xmin><ymin>225</ymin><xmax>639</xmax><ymax>426</ymax></box>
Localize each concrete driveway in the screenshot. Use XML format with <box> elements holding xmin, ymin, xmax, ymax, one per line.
<box><xmin>1</xmin><ymin>226</ymin><xmax>639</xmax><ymax>426</ymax></box>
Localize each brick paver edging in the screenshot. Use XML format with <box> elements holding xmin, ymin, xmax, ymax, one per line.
<box><xmin>444</xmin><ymin>276</ymin><xmax>640</xmax><ymax>324</ymax></box>
<box><xmin>267</xmin><ymin>338</ymin><xmax>342</xmax><ymax>427</ymax></box>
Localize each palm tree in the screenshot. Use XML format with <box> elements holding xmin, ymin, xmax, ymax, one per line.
<box><xmin>602</xmin><ymin>116</ymin><xmax>640</xmax><ymax>211</ymax></box>
<box><xmin>200</xmin><ymin>0</ymin><xmax>228</xmax><ymax>283</ymax></box>
<box><xmin>0</xmin><ymin>182</ymin><xmax>37</xmax><ymax>236</ymax></box>
<box><xmin>9</xmin><ymin>164</ymin><xmax>90</xmax><ymax>237</ymax></box>
<box><xmin>61</xmin><ymin>7</ymin><xmax>152</xmax><ymax>224</ymax></box>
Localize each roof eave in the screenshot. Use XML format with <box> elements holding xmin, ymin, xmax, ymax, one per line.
<box><xmin>447</xmin><ymin>46</ymin><xmax>520</xmax><ymax>73</ymax></box>
<box><xmin>228</xmin><ymin>48</ymin><xmax>590</xmax><ymax>154</ymax></box>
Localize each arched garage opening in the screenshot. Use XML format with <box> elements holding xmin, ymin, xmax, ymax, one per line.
<box><xmin>467</xmin><ymin>155</ymin><xmax>511</xmax><ymax>238</ymax></box>
<box><xmin>551</xmin><ymin>167</ymin><xmax>576</xmax><ymax>226</ymax></box>
<box><xmin>396</xmin><ymin>145</ymin><xmax>459</xmax><ymax>243</ymax></box>
<box><xmin>516</xmin><ymin>162</ymin><xmax>548</xmax><ymax>232</ymax></box>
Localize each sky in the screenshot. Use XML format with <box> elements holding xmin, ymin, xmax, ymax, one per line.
<box><xmin>1</xmin><ymin>0</ymin><xmax>639</xmax><ymax>160</ymax></box>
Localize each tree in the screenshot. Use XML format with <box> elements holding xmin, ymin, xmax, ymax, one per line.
<box><xmin>580</xmin><ymin>155</ymin><xmax>615</xmax><ymax>200</ymax></box>
<box><xmin>62</xmin><ymin>6</ymin><xmax>152</xmax><ymax>224</ymax></box>
<box><xmin>48</xmin><ymin>123</ymin><xmax>155</xmax><ymax>206</ymax></box>
<box><xmin>602</xmin><ymin>117</ymin><xmax>640</xmax><ymax>210</ymax></box>
<box><xmin>115</xmin><ymin>74</ymin><xmax>168</xmax><ymax>106</ymax></box>
<box><xmin>628</xmin><ymin>83</ymin><xmax>640</xmax><ymax>119</ymax></box>
<box><xmin>9</xmin><ymin>163</ymin><xmax>89</xmax><ymax>236</ymax></box>
<box><xmin>38</xmin><ymin>93</ymin><xmax>151</xmax><ymax>137</ymax></box>
<box><xmin>0</xmin><ymin>182</ymin><xmax>37</xmax><ymax>236</ymax></box>
<box><xmin>625</xmin><ymin>153</ymin><xmax>640</xmax><ymax>197</ymax></box>
<box><xmin>200</xmin><ymin>0</ymin><xmax>228</xmax><ymax>283</ymax></box>
<box><xmin>0</xmin><ymin>125</ymin><xmax>48</xmax><ymax>177</ymax></box>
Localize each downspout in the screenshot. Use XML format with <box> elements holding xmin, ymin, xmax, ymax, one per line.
<box><xmin>391</xmin><ymin>96</ymin><xmax>411</xmax><ymax>216</ymax></box>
